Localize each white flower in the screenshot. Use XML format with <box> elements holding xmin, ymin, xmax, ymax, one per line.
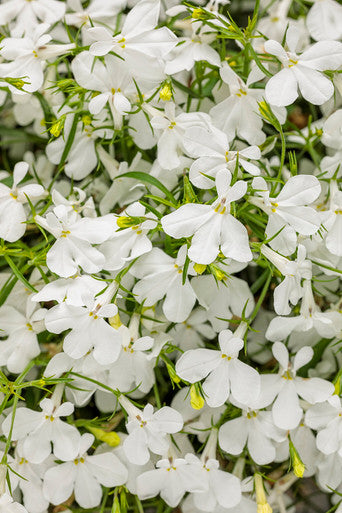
<box><xmin>219</xmin><ymin>408</ymin><xmax>285</xmax><ymax>465</ymax></box>
<box><xmin>186</xmin><ymin>430</ymin><xmax>242</xmax><ymax>511</ymax></box>
<box><xmin>164</xmin><ymin>23</ymin><xmax>220</xmax><ymax>75</ymax></box>
<box><xmin>262</xmin><ymin>342</ymin><xmax>334</xmax><ymax>430</ymax></box>
<box><xmin>32</xmin><ymin>274</ymin><xmax>105</xmax><ymax>307</ymax></box>
<box><xmin>136</xmin><ymin>454</ymin><xmax>207</xmax><ymax>507</ymax></box>
<box><xmin>264</xmin><ymin>26</ymin><xmax>342</xmax><ymax>106</ymax></box>
<box><xmin>306</xmin><ymin>0</ymin><xmax>342</xmax><ymax>41</ymax></box>
<box><xmin>88</xmin><ymin>0</ymin><xmax>177</xmax><ymax>81</ymax></box>
<box><xmin>175</xmin><ymin>325</ymin><xmax>260</xmax><ymax>407</ymax></box>
<box><xmin>43</xmin><ymin>433</ymin><xmax>127</xmax><ymax>509</ymax></box>
<box><xmin>305</xmin><ymin>395</ymin><xmax>342</xmax><ymax>456</ymax></box>
<box><xmin>260</xmin><ymin>244</ymin><xmax>312</xmax><ymax>315</ymax></box>
<box><xmin>0</xmin><ymin>295</ymin><xmax>46</xmax><ymax>373</ymax></box>
<box><xmin>119</xmin><ymin>396</ymin><xmax>184</xmax><ymax>465</ymax></box>
<box><xmin>108</xmin><ymin>317</ymin><xmax>156</xmax><ymax>394</ymax></box>
<box><xmin>2</xmin><ymin>397</ymin><xmax>81</xmax><ymax>464</ymax></box>
<box><xmin>100</xmin><ymin>202</ymin><xmax>157</xmax><ymax>271</ymax></box>
<box><xmin>45</xmin><ymin>109</ymin><xmax>113</xmax><ymax>180</ymax></box>
<box><xmin>266</xmin><ymin>279</ymin><xmax>339</xmax><ymax>341</ymax></box>
<box><xmin>0</xmin><ymin>493</ymin><xmax>28</xmax><ymax>513</ymax></box>
<box><xmin>183</xmin><ymin>125</ymin><xmax>260</xmax><ymax>189</ymax></box>
<box><xmin>130</xmin><ymin>246</ymin><xmax>197</xmax><ymax>323</ymax></box>
<box><xmin>44</xmin><ymin>290</ymin><xmax>121</xmax><ymax>364</ymax></box>
<box><xmin>71</xmin><ymin>52</ymin><xmax>133</xmax><ymax>129</ymax></box>
<box><xmin>0</xmin><ymin>161</ymin><xmax>44</xmax><ymax>242</ymax></box>
<box><xmin>162</xmin><ymin>170</ymin><xmax>252</xmax><ymax>265</ymax></box>
<box><xmin>251</xmin><ymin>175</ymin><xmax>321</xmax><ymax>255</ymax></box>
<box><xmin>0</xmin><ymin>0</ymin><xmax>65</xmax><ymax>37</ymax></box>
<box><xmin>150</xmin><ymin>102</ymin><xmax>211</xmax><ymax>170</ymax></box>
<box><xmin>210</xmin><ymin>63</ymin><xmax>268</xmax><ymax>145</ymax></box>
<box><xmin>35</xmin><ymin>205</ymin><xmax>115</xmax><ymax>277</ymax></box>
<box><xmin>191</xmin><ymin>266</ymin><xmax>254</xmax><ymax>332</ymax></box>
<box><xmin>0</xmin><ymin>24</ymin><xmax>74</xmax><ymax>92</ymax></box>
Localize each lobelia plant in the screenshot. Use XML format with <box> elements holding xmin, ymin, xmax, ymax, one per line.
<box><xmin>0</xmin><ymin>0</ymin><xmax>341</xmax><ymax>512</ymax></box>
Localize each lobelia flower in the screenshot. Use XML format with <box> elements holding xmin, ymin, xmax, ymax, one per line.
<box><xmin>210</xmin><ymin>63</ymin><xmax>268</xmax><ymax>145</ymax></box>
<box><xmin>43</xmin><ymin>433</ymin><xmax>128</xmax><ymax>509</ymax></box>
<box><xmin>71</xmin><ymin>52</ymin><xmax>133</xmax><ymax>129</ymax></box>
<box><xmin>44</xmin><ymin>286</ymin><xmax>122</xmax><ymax>364</ymax></box>
<box><xmin>108</xmin><ymin>314</ymin><xmax>156</xmax><ymax>394</ymax></box>
<box><xmin>175</xmin><ymin>324</ymin><xmax>261</xmax><ymax>407</ymax></box>
<box><xmin>250</xmin><ymin>174</ymin><xmax>321</xmax><ymax>255</ymax></box>
<box><xmin>11</xmin><ymin>440</ymin><xmax>52</xmax><ymax>513</ymax></box>
<box><xmin>305</xmin><ymin>395</ymin><xmax>342</xmax><ymax>457</ymax></box>
<box><xmin>306</xmin><ymin>0</ymin><xmax>342</xmax><ymax>41</ymax></box>
<box><xmin>32</xmin><ymin>274</ymin><xmax>105</xmax><ymax>307</ymax></box>
<box><xmin>161</xmin><ymin>170</ymin><xmax>252</xmax><ymax>265</ymax></box>
<box><xmin>65</xmin><ymin>0</ymin><xmax>126</xmax><ymax>36</ymax></box>
<box><xmin>88</xmin><ymin>0</ymin><xmax>177</xmax><ymax>81</ymax></box>
<box><xmin>183</xmin><ymin>125</ymin><xmax>261</xmax><ymax>190</ymax></box>
<box><xmin>264</xmin><ymin>26</ymin><xmax>342</xmax><ymax>106</ymax></box>
<box><xmin>150</xmin><ymin>102</ymin><xmax>211</xmax><ymax>170</ymax></box>
<box><xmin>99</xmin><ymin>202</ymin><xmax>157</xmax><ymax>271</ymax></box>
<box><xmin>2</xmin><ymin>392</ymin><xmax>81</xmax><ymax>464</ymax></box>
<box><xmin>0</xmin><ymin>161</ymin><xmax>44</xmax><ymax>242</ymax></box>
<box><xmin>170</xmin><ymin>307</ymin><xmax>216</xmax><ymax>352</ymax></box>
<box><xmin>164</xmin><ymin>22</ymin><xmax>220</xmax><ymax>75</ymax></box>
<box><xmin>0</xmin><ymin>0</ymin><xmax>65</xmax><ymax>37</ymax></box>
<box><xmin>190</xmin><ymin>268</ymin><xmax>255</xmax><ymax>332</ymax></box>
<box><xmin>260</xmin><ymin>244</ymin><xmax>312</xmax><ymax>315</ymax></box>
<box><xmin>266</xmin><ymin>279</ymin><xmax>339</xmax><ymax>342</ymax></box>
<box><xmin>45</xmin><ymin>109</ymin><xmax>113</xmax><ymax>180</ymax></box>
<box><xmin>219</xmin><ymin>404</ymin><xmax>285</xmax><ymax>465</ymax></box>
<box><xmin>35</xmin><ymin>204</ymin><xmax>115</xmax><ymax>277</ymax></box>
<box><xmin>136</xmin><ymin>452</ymin><xmax>207</xmax><ymax>507</ymax></box>
<box><xmin>119</xmin><ymin>395</ymin><xmax>184</xmax><ymax>465</ymax></box>
<box><xmin>261</xmin><ymin>342</ymin><xmax>334</xmax><ymax>430</ymax></box>
<box><xmin>0</xmin><ymin>295</ymin><xmax>46</xmax><ymax>374</ymax></box>
<box><xmin>324</xmin><ymin>181</ymin><xmax>342</xmax><ymax>257</ymax></box>
<box><xmin>0</xmin><ymin>24</ymin><xmax>74</xmax><ymax>93</ymax></box>
<box><xmin>130</xmin><ymin>246</ymin><xmax>197</xmax><ymax>323</ymax></box>
<box><xmin>0</xmin><ymin>493</ymin><xmax>28</xmax><ymax>513</ymax></box>
<box><xmin>43</xmin><ymin>342</ymin><xmax>113</xmax><ymax>407</ymax></box>
<box><xmin>186</xmin><ymin>429</ymin><xmax>242</xmax><ymax>511</ymax></box>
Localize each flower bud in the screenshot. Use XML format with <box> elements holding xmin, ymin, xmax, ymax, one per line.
<box><xmin>192</xmin><ymin>8</ymin><xmax>203</xmax><ymax>18</ymax></box>
<box><xmin>159</xmin><ymin>83</ymin><xmax>172</xmax><ymax>102</ymax></box>
<box><xmin>109</xmin><ymin>313</ymin><xmax>122</xmax><ymax>329</ymax></box>
<box><xmin>289</xmin><ymin>437</ymin><xmax>305</xmax><ymax>478</ymax></box>
<box><xmin>255</xmin><ymin>474</ymin><xmax>272</xmax><ymax>513</ymax></box>
<box><xmin>193</xmin><ymin>263</ymin><xmax>206</xmax><ymax>275</ymax></box>
<box><xmin>190</xmin><ymin>384</ymin><xmax>204</xmax><ymax>410</ymax></box>
<box><xmin>88</xmin><ymin>426</ymin><xmax>121</xmax><ymax>447</ymax></box>
<box><xmin>50</xmin><ymin>117</ymin><xmax>65</xmax><ymax>138</ymax></box>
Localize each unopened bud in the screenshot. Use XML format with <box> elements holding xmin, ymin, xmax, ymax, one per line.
<box><xmin>87</xmin><ymin>426</ymin><xmax>121</xmax><ymax>447</ymax></box>
<box><xmin>209</xmin><ymin>264</ymin><xmax>226</xmax><ymax>281</ymax></box>
<box><xmin>255</xmin><ymin>474</ymin><xmax>272</xmax><ymax>513</ymax></box>
<box><xmin>50</xmin><ymin>117</ymin><xmax>65</xmax><ymax>138</ymax></box>
<box><xmin>193</xmin><ymin>263</ymin><xmax>206</xmax><ymax>275</ymax></box>
<box><xmin>192</xmin><ymin>7</ymin><xmax>203</xmax><ymax>18</ymax></box>
<box><xmin>289</xmin><ymin>437</ymin><xmax>305</xmax><ymax>478</ymax></box>
<box><xmin>117</xmin><ymin>216</ymin><xmax>143</xmax><ymax>228</ymax></box>
<box><xmin>190</xmin><ymin>384</ymin><xmax>204</xmax><ymax>410</ymax></box>
<box><xmin>159</xmin><ymin>83</ymin><xmax>172</xmax><ymax>102</ymax></box>
<box><xmin>166</xmin><ymin>363</ymin><xmax>180</xmax><ymax>384</ymax></box>
<box><xmin>109</xmin><ymin>313</ymin><xmax>122</xmax><ymax>329</ymax></box>
<box><xmin>4</xmin><ymin>77</ymin><xmax>25</xmax><ymax>89</ymax></box>
<box><xmin>81</xmin><ymin>114</ymin><xmax>92</xmax><ymax>126</ymax></box>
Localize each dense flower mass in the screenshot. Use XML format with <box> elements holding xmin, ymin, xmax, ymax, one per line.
<box><xmin>0</xmin><ymin>0</ymin><xmax>341</xmax><ymax>512</ymax></box>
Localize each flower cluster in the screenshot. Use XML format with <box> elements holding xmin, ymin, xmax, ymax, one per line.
<box><xmin>0</xmin><ymin>0</ymin><xmax>341</xmax><ymax>512</ymax></box>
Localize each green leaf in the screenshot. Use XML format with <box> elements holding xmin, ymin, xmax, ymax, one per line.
<box><xmin>116</xmin><ymin>171</ymin><xmax>178</xmax><ymax>206</ymax></box>
<box><xmin>3</xmin><ymin>255</ymin><xmax>37</xmax><ymax>293</ymax></box>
